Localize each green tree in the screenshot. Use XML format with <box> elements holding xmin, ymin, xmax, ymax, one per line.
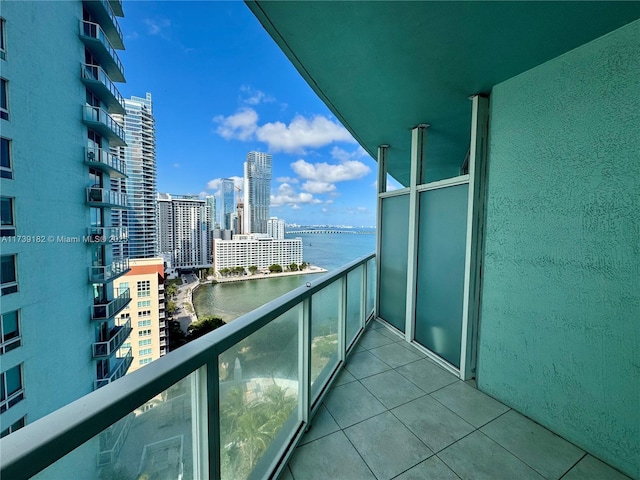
<box><xmin>268</xmin><ymin>264</ymin><xmax>283</xmax><ymax>273</ymax></box>
<box><xmin>248</xmin><ymin>265</ymin><xmax>258</xmax><ymax>275</ymax></box>
<box><xmin>166</xmin><ymin>282</ymin><xmax>178</xmax><ymax>298</ymax></box>
<box><xmin>187</xmin><ymin>316</ymin><xmax>225</xmax><ymax>340</ymax></box>
<box><xmin>288</xmin><ymin>263</ymin><xmax>298</xmax><ymax>272</ymax></box>
<box><xmin>220</xmin><ymin>267</ymin><xmax>230</xmax><ymax>276</ymax></box>
<box><xmin>167</xmin><ymin>300</ymin><xmax>177</xmax><ymax>317</ymax></box>
<box><xmin>300</xmin><ymin>262</ymin><xmax>308</xmax><ymax>270</ymax></box>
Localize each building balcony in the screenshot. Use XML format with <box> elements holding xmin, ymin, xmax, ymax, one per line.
<box><xmin>85</xmin><ymin>187</ymin><xmax>128</xmax><ymax>209</ymax></box>
<box><xmin>83</xmin><ymin>146</ymin><xmax>126</xmax><ymax>178</ymax></box>
<box><xmin>107</xmin><ymin>0</ymin><xmax>123</xmax><ymax>17</ymax></box>
<box><xmin>86</xmin><ymin>226</ymin><xmax>128</xmax><ymax>245</ymax></box>
<box><xmin>82</xmin><ymin>105</ymin><xmax>126</xmax><ymax>147</ymax></box>
<box><xmin>92</xmin><ymin>318</ymin><xmax>132</xmax><ymax>358</ymax></box>
<box><xmin>80</xmin><ymin>64</ymin><xmax>125</xmax><ymax>115</ymax></box>
<box><xmin>94</xmin><ymin>348</ymin><xmax>133</xmax><ymax>390</ymax></box>
<box><xmin>91</xmin><ymin>287</ymin><xmax>131</xmax><ymax>321</ymax></box>
<box><xmin>78</xmin><ymin>20</ymin><xmax>125</xmax><ymax>82</ymax></box>
<box><xmin>88</xmin><ymin>258</ymin><xmax>130</xmax><ymax>283</ymax></box>
<box><xmin>0</xmin><ymin>253</ymin><xmax>629</xmax><ymax>480</ymax></box>
<box><xmin>81</xmin><ymin>0</ymin><xmax>124</xmax><ymax>49</ymax></box>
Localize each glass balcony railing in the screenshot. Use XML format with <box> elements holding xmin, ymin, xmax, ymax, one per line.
<box><xmin>86</xmin><ymin>225</ymin><xmax>129</xmax><ymax>245</ymax></box>
<box><xmin>88</xmin><ymin>258</ymin><xmax>130</xmax><ymax>283</ymax></box>
<box><xmin>82</xmin><ymin>106</ymin><xmax>126</xmax><ymax>146</ymax></box>
<box><xmin>91</xmin><ymin>287</ymin><xmax>131</xmax><ymax>321</ymax></box>
<box><xmin>84</xmin><ymin>146</ymin><xmax>127</xmax><ymax>177</ymax></box>
<box><xmin>108</xmin><ymin>0</ymin><xmax>124</xmax><ymax>17</ymax></box>
<box><xmin>81</xmin><ymin>0</ymin><xmax>124</xmax><ymax>49</ymax></box>
<box><xmin>92</xmin><ymin>318</ymin><xmax>132</xmax><ymax>358</ymax></box>
<box><xmin>85</xmin><ymin>187</ymin><xmax>128</xmax><ymax>209</ymax></box>
<box><xmin>1</xmin><ymin>254</ymin><xmax>375</xmax><ymax>480</ymax></box>
<box><xmin>80</xmin><ymin>65</ymin><xmax>125</xmax><ymax>115</ymax></box>
<box><xmin>78</xmin><ymin>20</ymin><xmax>125</xmax><ymax>82</ymax></box>
<box><xmin>95</xmin><ymin>347</ymin><xmax>133</xmax><ymax>389</ymax></box>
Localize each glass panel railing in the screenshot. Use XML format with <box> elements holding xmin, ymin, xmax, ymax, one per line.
<box><xmin>346</xmin><ymin>266</ymin><xmax>363</xmax><ymax>348</ymax></box>
<box><xmin>82</xmin><ymin>105</ymin><xmax>126</xmax><ymax>143</ymax></box>
<box><xmin>92</xmin><ymin>287</ymin><xmax>131</xmax><ymax>320</ymax></box>
<box><xmin>89</xmin><ymin>258</ymin><xmax>130</xmax><ymax>283</ymax></box>
<box><xmin>34</xmin><ymin>370</ymin><xmax>201</xmax><ymax>480</ymax></box>
<box><xmin>79</xmin><ymin>20</ymin><xmax>124</xmax><ymax>79</ymax></box>
<box><xmin>85</xmin><ymin>187</ymin><xmax>128</xmax><ymax>209</ymax></box>
<box><xmin>310</xmin><ymin>281</ymin><xmax>340</xmax><ymax>401</ymax></box>
<box><xmin>87</xmin><ymin>225</ymin><xmax>128</xmax><ymax>244</ymax></box>
<box><xmin>219</xmin><ymin>306</ymin><xmax>300</xmax><ymax>480</ymax></box>
<box><xmin>85</xmin><ymin>146</ymin><xmax>127</xmax><ymax>176</ymax></box>
<box><xmin>80</xmin><ymin>64</ymin><xmax>125</xmax><ymax>112</ymax></box>
<box><xmin>1</xmin><ymin>254</ymin><xmax>375</xmax><ymax>480</ymax></box>
<box><xmin>366</xmin><ymin>257</ymin><xmax>376</xmax><ymax>318</ymax></box>
<box><xmin>92</xmin><ymin>318</ymin><xmax>132</xmax><ymax>358</ymax></box>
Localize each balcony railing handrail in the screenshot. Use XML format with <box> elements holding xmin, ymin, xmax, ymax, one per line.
<box><xmin>85</xmin><ymin>186</ymin><xmax>129</xmax><ymax>208</ymax></box>
<box><xmin>0</xmin><ymin>253</ymin><xmax>375</xmax><ymax>479</ymax></box>
<box><xmin>82</xmin><ymin>105</ymin><xmax>125</xmax><ymax>141</ymax></box>
<box><xmin>93</xmin><ymin>318</ymin><xmax>131</xmax><ymax>357</ymax></box>
<box><xmin>79</xmin><ymin>20</ymin><xmax>124</xmax><ymax>78</ymax></box>
<box><xmin>87</xmin><ymin>225</ymin><xmax>129</xmax><ymax>243</ymax></box>
<box><xmin>80</xmin><ymin>64</ymin><xmax>125</xmax><ymax>111</ymax></box>
<box><xmin>92</xmin><ymin>287</ymin><xmax>131</xmax><ymax>320</ymax></box>
<box><xmin>98</xmin><ymin>0</ymin><xmax>123</xmax><ymax>45</ymax></box>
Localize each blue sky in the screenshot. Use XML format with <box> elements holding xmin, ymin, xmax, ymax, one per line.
<box><xmin>117</xmin><ymin>1</ymin><xmax>378</xmax><ymax>227</ymax></box>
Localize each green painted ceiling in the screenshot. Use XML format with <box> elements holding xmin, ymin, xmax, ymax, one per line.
<box><xmin>247</xmin><ymin>1</ymin><xmax>640</xmax><ymax>186</ymax></box>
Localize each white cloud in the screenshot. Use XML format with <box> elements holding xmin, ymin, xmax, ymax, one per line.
<box><xmin>291</xmin><ymin>159</ymin><xmax>370</xmax><ymax>183</ymax></box>
<box><xmin>213</xmin><ymin>108</ymin><xmax>355</xmax><ymax>153</ymax></box>
<box><xmin>301</xmin><ymin>181</ymin><xmax>336</xmax><ymax>194</ymax></box>
<box><xmin>213</xmin><ymin>108</ymin><xmax>258</xmax><ymax>141</ymax></box>
<box><xmin>256</xmin><ymin>115</ymin><xmax>355</xmax><ymax>153</ymax></box>
<box><xmin>206</xmin><ymin>176</ymin><xmax>243</xmax><ymax>192</ymax></box>
<box><xmin>331</xmin><ymin>146</ymin><xmax>368</xmax><ymax>162</ymax></box>
<box><xmin>271</xmin><ymin>183</ymin><xmax>321</xmax><ymax>207</ymax></box>
<box><xmin>144</xmin><ymin>18</ymin><xmax>171</xmax><ymax>36</ymax></box>
<box><xmin>276</xmin><ymin>176</ymin><xmax>299</xmax><ymax>184</ymax></box>
<box><xmin>172</xmin><ymin>163</ymin><xmax>180</xmax><ymax>169</ymax></box>
<box><xmin>357</xmin><ymin>207</ymin><xmax>367</xmax><ymax>212</ymax></box>
<box><xmin>240</xmin><ymin>85</ymin><xmax>275</xmax><ymax>106</ymax></box>
<box><xmin>291</xmin><ymin>204</ymin><xmax>302</xmax><ymax>210</ymax></box>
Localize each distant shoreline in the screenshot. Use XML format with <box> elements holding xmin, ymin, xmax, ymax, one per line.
<box><xmin>210</xmin><ymin>265</ymin><xmax>328</xmax><ymax>284</ymax></box>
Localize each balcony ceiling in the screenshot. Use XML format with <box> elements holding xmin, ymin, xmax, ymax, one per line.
<box><xmin>247</xmin><ymin>1</ymin><xmax>640</xmax><ymax>185</ymax></box>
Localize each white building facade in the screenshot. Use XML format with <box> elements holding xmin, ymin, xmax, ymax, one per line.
<box><xmin>213</xmin><ymin>237</ymin><xmax>303</xmax><ymax>272</ymax></box>
<box><xmin>267</xmin><ymin>217</ymin><xmax>285</xmax><ymax>240</ymax></box>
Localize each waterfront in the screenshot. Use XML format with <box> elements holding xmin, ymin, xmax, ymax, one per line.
<box><xmin>193</xmin><ymin>230</ymin><xmax>376</xmax><ymax>322</ymax></box>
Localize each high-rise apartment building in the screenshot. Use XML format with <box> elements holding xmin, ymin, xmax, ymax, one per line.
<box><xmin>115</xmin><ymin>258</ymin><xmax>167</xmax><ymax>373</ymax></box>
<box><xmin>0</xmin><ymin>0</ymin><xmax>130</xmax><ymax>437</ymax></box>
<box><xmin>157</xmin><ymin>193</ymin><xmax>211</xmax><ymax>270</ymax></box>
<box><xmin>220</xmin><ymin>178</ymin><xmax>235</xmax><ymax>230</ymax></box>
<box><xmin>111</xmin><ymin>93</ymin><xmax>157</xmax><ymax>259</ymax></box>
<box><xmin>212</xmin><ymin>236</ymin><xmax>303</xmax><ymax>273</ymax></box>
<box><xmin>267</xmin><ymin>217</ymin><xmax>285</xmax><ymax>240</ymax></box>
<box><xmin>243</xmin><ymin>151</ymin><xmax>272</xmax><ymax>234</ymax></box>
<box><xmin>205</xmin><ymin>195</ymin><xmax>217</xmax><ymax>230</ymax></box>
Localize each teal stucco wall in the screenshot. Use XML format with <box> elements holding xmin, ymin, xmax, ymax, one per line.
<box><xmin>478</xmin><ymin>19</ymin><xmax>640</xmax><ymax>478</ymax></box>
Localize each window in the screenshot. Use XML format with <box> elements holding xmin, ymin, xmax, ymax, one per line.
<box><xmin>138</xmin><ymin>310</ymin><xmax>151</xmax><ymax>318</ymax></box>
<box><xmin>137</xmin><ymin>319</ymin><xmax>151</xmax><ymax>328</ymax></box>
<box><xmin>0</xmin><ymin>364</ymin><xmax>24</xmax><ymax>413</ymax></box>
<box><xmin>139</xmin><ymin>358</ymin><xmax>152</xmax><ymax>366</ymax></box>
<box><xmin>1</xmin><ymin>255</ymin><xmax>17</xmax><ymax>295</ymax></box>
<box><xmin>1</xmin><ymin>417</ymin><xmax>26</xmax><ymax>439</ymax></box>
<box><xmin>138</xmin><ymin>329</ymin><xmax>151</xmax><ymax>337</ymax></box>
<box><xmin>0</xmin><ymin>78</ymin><xmax>7</xmax><ymax>120</ymax></box>
<box><xmin>1</xmin><ymin>197</ymin><xmax>15</xmax><ymax>237</ymax></box>
<box><xmin>0</xmin><ymin>18</ymin><xmax>6</xmax><ymax>60</ymax></box>
<box><xmin>138</xmin><ymin>339</ymin><xmax>151</xmax><ymax>346</ymax></box>
<box><xmin>1</xmin><ymin>137</ymin><xmax>11</xmax><ymax>179</ymax></box>
<box><xmin>137</xmin><ymin>300</ymin><xmax>150</xmax><ymax>308</ymax></box>
<box><xmin>138</xmin><ymin>348</ymin><xmax>152</xmax><ymax>356</ymax></box>
<box><xmin>0</xmin><ymin>311</ymin><xmax>20</xmax><ymax>354</ymax></box>
<box><xmin>137</xmin><ymin>280</ymin><xmax>150</xmax><ymax>297</ymax></box>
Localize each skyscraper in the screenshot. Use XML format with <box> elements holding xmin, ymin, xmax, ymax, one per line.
<box><xmin>111</xmin><ymin>93</ymin><xmax>157</xmax><ymax>259</ymax></box>
<box><xmin>0</xmin><ymin>0</ymin><xmax>131</xmax><ymax>437</ymax></box>
<box><xmin>243</xmin><ymin>151</ymin><xmax>272</xmax><ymax>234</ymax></box>
<box><xmin>220</xmin><ymin>178</ymin><xmax>235</xmax><ymax>230</ymax></box>
<box><xmin>157</xmin><ymin>194</ymin><xmax>211</xmax><ymax>270</ymax></box>
<box><xmin>267</xmin><ymin>217</ymin><xmax>285</xmax><ymax>240</ymax></box>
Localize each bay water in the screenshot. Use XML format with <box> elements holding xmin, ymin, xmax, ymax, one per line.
<box><xmin>193</xmin><ymin>230</ymin><xmax>376</xmax><ymax>322</ymax></box>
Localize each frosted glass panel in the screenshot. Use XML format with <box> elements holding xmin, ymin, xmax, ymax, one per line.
<box><xmin>415</xmin><ymin>184</ymin><xmax>468</xmax><ymax>368</ymax></box>
<box><xmin>378</xmin><ymin>194</ymin><xmax>409</xmax><ymax>332</ymax></box>
<box><xmin>346</xmin><ymin>266</ymin><xmax>363</xmax><ymax>348</ymax></box>
<box><xmin>311</xmin><ymin>282</ymin><xmax>340</xmax><ymax>401</ymax></box>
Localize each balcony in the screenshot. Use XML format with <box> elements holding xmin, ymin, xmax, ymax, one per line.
<box><xmin>80</xmin><ymin>65</ymin><xmax>125</xmax><ymax>115</ymax></box>
<box><xmin>92</xmin><ymin>318</ymin><xmax>132</xmax><ymax>358</ymax></box>
<box><xmin>95</xmin><ymin>348</ymin><xmax>133</xmax><ymax>389</ymax></box>
<box><xmin>82</xmin><ymin>105</ymin><xmax>126</xmax><ymax>147</ymax></box>
<box><xmin>78</xmin><ymin>20</ymin><xmax>125</xmax><ymax>82</ymax></box>
<box><xmin>81</xmin><ymin>0</ymin><xmax>124</xmax><ymax>49</ymax></box>
<box><xmin>83</xmin><ymin>146</ymin><xmax>126</xmax><ymax>177</ymax></box>
<box><xmin>107</xmin><ymin>0</ymin><xmax>123</xmax><ymax>17</ymax></box>
<box><xmin>85</xmin><ymin>187</ymin><xmax>128</xmax><ymax>209</ymax></box>
<box><xmin>88</xmin><ymin>258</ymin><xmax>130</xmax><ymax>283</ymax></box>
<box><xmin>91</xmin><ymin>287</ymin><xmax>131</xmax><ymax>321</ymax></box>
<box><xmin>86</xmin><ymin>226</ymin><xmax>128</xmax><ymax>245</ymax></box>
<box><xmin>0</xmin><ymin>254</ymin><xmax>629</xmax><ymax>480</ymax></box>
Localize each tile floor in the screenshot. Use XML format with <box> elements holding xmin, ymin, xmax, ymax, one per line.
<box><xmin>279</xmin><ymin>321</ymin><xmax>631</xmax><ymax>480</ymax></box>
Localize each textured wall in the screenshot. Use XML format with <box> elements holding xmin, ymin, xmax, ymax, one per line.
<box><xmin>478</xmin><ymin>19</ymin><xmax>640</xmax><ymax>478</ymax></box>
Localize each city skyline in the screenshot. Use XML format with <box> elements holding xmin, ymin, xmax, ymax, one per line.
<box><xmin>116</xmin><ymin>2</ymin><xmax>381</xmax><ymax>227</ymax></box>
